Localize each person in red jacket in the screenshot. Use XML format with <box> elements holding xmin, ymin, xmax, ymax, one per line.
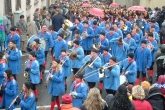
<box><xmin>131</xmin><ymin>85</ymin><xmax>153</xmax><ymax>110</ymax></box>
<box><xmin>61</xmin><ymin>94</ymin><xmax>80</xmax><ymax>110</ymax></box>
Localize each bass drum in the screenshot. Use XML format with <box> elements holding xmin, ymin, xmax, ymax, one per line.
<box><xmin>120</xmin><ymin>75</ymin><xmax>128</xmax><ymax>86</ymax></box>
<box><xmin>26</xmin><ymin>35</ymin><xmax>46</xmax><ymax>52</ymax></box>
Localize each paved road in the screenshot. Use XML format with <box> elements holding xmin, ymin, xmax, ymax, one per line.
<box><xmin>2</xmin><ymin>52</ymin><xmax>158</xmax><ymax>109</ymax></box>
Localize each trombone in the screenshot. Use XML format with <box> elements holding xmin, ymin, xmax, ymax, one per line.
<box><xmin>87</xmin><ymin>53</ymin><xmax>101</xmax><ymax>69</ymax></box>
<box><xmin>61</xmin><ymin>50</ymin><xmax>73</xmax><ymax>66</ymax></box>
<box><xmin>83</xmin><ymin>59</ymin><xmax>126</xmax><ymax>80</ymax></box>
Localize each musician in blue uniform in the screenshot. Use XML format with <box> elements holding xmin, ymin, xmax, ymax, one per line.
<box><xmin>14</xmin><ymin>82</ymin><xmax>36</xmax><ymax>110</ymax></box>
<box><xmin>96</xmin><ymin>31</ymin><xmax>109</xmax><ymax>53</ymax></box>
<box><xmin>38</xmin><ymin>25</ymin><xmax>54</xmax><ymax>68</ymax></box>
<box><xmin>81</xmin><ymin>21</ymin><xmax>94</xmax><ymax>55</ymax></box>
<box><xmin>124</xmin><ymin>32</ymin><xmax>137</xmax><ymax>54</ymax></box>
<box><xmin>59</xmin><ymin>49</ymin><xmax>71</xmax><ymax>91</ymax></box>
<box><xmin>0</xmin><ymin>52</ymin><xmax>8</xmax><ymax>84</ymax></box>
<box><xmin>103</xmin><ymin>57</ymin><xmax>120</xmax><ymax>95</ymax></box>
<box><xmin>134</xmin><ymin>40</ymin><xmax>152</xmax><ymax>85</ymax></box>
<box><xmin>53</xmin><ymin>33</ymin><xmax>68</xmax><ymax>58</ymax></box>
<box><xmin>114</xmin><ymin>23</ymin><xmax>123</xmax><ymax>37</ymax></box>
<box><xmin>124</xmin><ymin>16</ymin><xmax>132</xmax><ymax>30</ymax></box>
<box><xmin>24</xmin><ymin>51</ymin><xmax>40</xmax><ymax>101</ymax></box>
<box><xmin>70</xmin><ymin>73</ymin><xmax>88</xmax><ymax>108</ymax></box>
<box><xmin>82</xmin><ymin>49</ymin><xmax>101</xmax><ymax>89</ymax></box>
<box><xmin>99</xmin><ymin>17</ymin><xmax>109</xmax><ymax>28</ymax></box>
<box><xmin>145</xmin><ymin>18</ymin><xmax>160</xmax><ymax>33</ymax></box>
<box><xmin>5</xmin><ymin>40</ymin><xmax>21</xmax><ymax>80</ymax></box>
<box><xmin>92</xmin><ymin>20</ymin><xmax>101</xmax><ymax>43</ymax></box>
<box><xmin>71</xmin><ymin>40</ymin><xmax>84</xmax><ymax>75</ymax></box>
<box><xmin>73</xmin><ymin>30</ymin><xmax>82</xmax><ymax>46</ymax></box>
<box><xmin>119</xmin><ymin>19</ymin><xmax>130</xmax><ymax>38</ymax></box>
<box><xmin>147</xmin><ymin>32</ymin><xmax>158</xmax><ymax>84</ymax></box>
<box><xmin>46</xmin><ymin>59</ymin><xmax>64</xmax><ymax>110</ymax></box>
<box><xmin>120</xmin><ymin>53</ymin><xmax>137</xmax><ymax>85</ymax></box>
<box><xmin>70</xmin><ymin>17</ymin><xmax>84</xmax><ymax>40</ymax></box>
<box><xmin>131</xmin><ymin>28</ymin><xmax>141</xmax><ymax>47</ymax></box>
<box><xmin>0</xmin><ymin>69</ymin><xmax>18</xmax><ymax>110</ymax></box>
<box><xmin>110</xmin><ymin>37</ymin><xmax>129</xmax><ymax>62</ymax></box>
<box><xmin>105</xmin><ymin>27</ymin><xmax>120</xmax><ymax>42</ymax></box>
<box><xmin>5</xmin><ymin>26</ymin><xmax>21</xmax><ymax>50</ymax></box>
<box><xmin>136</xmin><ymin>15</ymin><xmax>147</xmax><ymax>33</ymax></box>
<box><xmin>150</xmin><ymin>26</ymin><xmax>160</xmax><ymax>42</ymax></box>
<box><xmin>32</xmin><ymin>39</ymin><xmax>45</xmax><ymax>83</ymax></box>
<box><xmin>101</xmin><ymin>22</ymin><xmax>110</xmax><ymax>33</ymax></box>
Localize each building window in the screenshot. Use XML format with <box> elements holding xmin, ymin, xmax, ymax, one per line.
<box><xmin>16</xmin><ymin>0</ymin><xmax>21</xmax><ymax>10</ymax></box>
<box><xmin>34</xmin><ymin>0</ymin><xmax>39</xmax><ymax>5</ymax></box>
<box><xmin>4</xmin><ymin>0</ymin><xmax>12</xmax><ymax>14</ymax></box>
<box><xmin>26</xmin><ymin>0</ymin><xmax>32</xmax><ymax>10</ymax></box>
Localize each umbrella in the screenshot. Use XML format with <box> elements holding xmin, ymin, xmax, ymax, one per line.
<box><xmin>89</xmin><ymin>8</ymin><xmax>104</xmax><ymax>18</ymax></box>
<box><xmin>81</xmin><ymin>4</ymin><xmax>91</xmax><ymax>8</ymax></box>
<box><xmin>110</xmin><ymin>3</ymin><xmax>119</xmax><ymax>7</ymax></box>
<box><xmin>128</xmin><ymin>6</ymin><xmax>146</xmax><ymax>12</ymax></box>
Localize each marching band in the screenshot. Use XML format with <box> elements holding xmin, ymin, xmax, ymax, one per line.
<box><xmin>0</xmin><ymin>1</ymin><xmax>163</xmax><ymax>109</ymax></box>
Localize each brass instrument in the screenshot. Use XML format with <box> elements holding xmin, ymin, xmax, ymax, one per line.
<box><xmin>121</xmin><ymin>25</ymin><xmax>128</xmax><ymax>31</ymax></box>
<box><xmin>91</xmin><ymin>42</ymin><xmax>101</xmax><ymax>51</ymax></box>
<box><xmin>61</xmin><ymin>50</ymin><xmax>73</xmax><ymax>66</ymax></box>
<box><xmin>24</xmin><ymin>60</ymin><xmax>29</xmax><ymax>80</ymax></box>
<box><xmin>68</xmin><ymin>41</ymin><xmax>74</xmax><ymax>49</ymax></box>
<box><xmin>62</xmin><ymin>20</ymin><xmax>71</xmax><ymax>39</ymax></box>
<box><xmin>147</xmin><ymin>42</ymin><xmax>154</xmax><ymax>51</ymax></box>
<box><xmin>87</xmin><ymin>57</ymin><xmax>99</xmax><ymax>69</ymax></box>
<box><xmin>81</xmin><ymin>30</ymin><xmax>87</xmax><ymax>39</ymax></box>
<box><xmin>69</xmin><ymin>50</ymin><xmax>78</xmax><ymax>60</ymax></box>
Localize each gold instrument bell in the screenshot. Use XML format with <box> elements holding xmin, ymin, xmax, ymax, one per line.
<box><xmin>24</xmin><ymin>72</ymin><xmax>29</xmax><ymax>79</ymax></box>
<box><xmin>69</xmin><ymin>50</ymin><xmax>78</xmax><ymax>60</ymax></box>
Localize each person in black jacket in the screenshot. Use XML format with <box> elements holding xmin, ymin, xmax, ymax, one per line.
<box><xmin>145</xmin><ymin>87</ymin><xmax>165</xmax><ymax>110</ymax></box>
<box><xmin>52</xmin><ymin>6</ymin><xmax>64</xmax><ymax>32</ymax></box>
<box><xmin>106</xmin><ymin>85</ymin><xmax>135</xmax><ymax>110</ymax></box>
<box><xmin>160</xmin><ymin>22</ymin><xmax>165</xmax><ymax>44</ymax></box>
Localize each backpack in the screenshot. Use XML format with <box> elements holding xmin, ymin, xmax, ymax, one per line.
<box><xmin>156</xmin><ymin>56</ymin><xmax>165</xmax><ymax>68</ymax></box>
<box><xmin>0</xmin><ymin>18</ymin><xmax>5</xmax><ymax>42</ymax></box>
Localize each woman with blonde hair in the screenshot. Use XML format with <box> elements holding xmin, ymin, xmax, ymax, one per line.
<box><xmin>81</xmin><ymin>87</ymin><xmax>108</xmax><ymax>110</ymax></box>
<box><xmin>46</xmin><ymin>59</ymin><xmax>64</xmax><ymax>110</ymax></box>
<box><xmin>132</xmin><ymin>85</ymin><xmax>153</xmax><ymax>110</ymax></box>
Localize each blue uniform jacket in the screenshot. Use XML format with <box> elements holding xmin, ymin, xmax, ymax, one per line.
<box><xmin>101</xmin><ymin>27</ymin><xmax>110</xmax><ymax>33</ymax></box>
<box><xmin>0</xmin><ymin>62</ymin><xmax>8</xmax><ymax>84</ymax></box>
<box><xmin>99</xmin><ymin>22</ymin><xmax>112</xmax><ymax>28</ymax></box>
<box><xmin>124</xmin><ymin>38</ymin><xmax>136</xmax><ymax>54</ymax></box>
<box><xmin>82</xmin><ymin>55</ymin><xmax>101</xmax><ymax>82</ymax></box>
<box><xmin>136</xmin><ymin>19</ymin><xmax>146</xmax><ymax>33</ymax></box>
<box><xmin>118</xmin><ymin>25</ymin><xmax>131</xmax><ymax>38</ymax></box>
<box><xmin>126</xmin><ymin>21</ymin><xmax>132</xmax><ymax>30</ymax></box>
<box><xmin>106</xmin><ymin>32</ymin><xmax>120</xmax><ymax>41</ymax></box>
<box><xmin>71</xmin><ymin>47</ymin><xmax>84</xmax><ymax>68</ymax></box>
<box><xmin>115</xmin><ymin>29</ymin><xmax>123</xmax><ymax>37</ymax></box>
<box><xmin>19</xmin><ymin>92</ymin><xmax>36</xmax><ymax>110</ymax></box>
<box><xmin>70</xmin><ymin>23</ymin><xmax>83</xmax><ymax>40</ymax></box>
<box><xmin>132</xmin><ymin>33</ymin><xmax>140</xmax><ymax>47</ymax></box>
<box><xmin>100</xmin><ymin>53</ymin><xmax>112</xmax><ymax>66</ymax></box>
<box><xmin>96</xmin><ymin>38</ymin><xmax>109</xmax><ymax>53</ymax></box>
<box><xmin>135</xmin><ymin>47</ymin><xmax>152</xmax><ymax>73</ymax></box>
<box><xmin>81</xmin><ymin>27</ymin><xmax>94</xmax><ymax>50</ymax></box>
<box><xmin>103</xmin><ymin>64</ymin><xmax>120</xmax><ymax>90</ymax></box>
<box><xmin>38</xmin><ymin>31</ymin><xmax>54</xmax><ymax>51</ymax></box>
<box><xmin>70</xmin><ymin>81</ymin><xmax>88</xmax><ymax>108</ymax></box>
<box><xmin>110</xmin><ymin>38</ymin><xmax>129</xmax><ymax>62</ymax></box>
<box><xmin>51</xmin><ymin>31</ymin><xmax>58</xmax><ymax>41</ymax></box>
<box><xmin>92</xmin><ymin>26</ymin><xmax>101</xmax><ymax>38</ymax></box>
<box><xmin>147</xmin><ymin>40</ymin><xmax>158</xmax><ymax>62</ymax></box>
<box><xmin>5</xmin><ymin>34</ymin><xmax>20</xmax><ymax>50</ymax></box>
<box><xmin>32</xmin><ymin>47</ymin><xmax>45</xmax><ymax>65</ymax></box>
<box><xmin>53</xmin><ymin>39</ymin><xmax>68</xmax><ymax>58</ymax></box>
<box><xmin>153</xmin><ymin>32</ymin><xmax>160</xmax><ymax>42</ymax></box>
<box><xmin>25</xmin><ymin>60</ymin><xmax>40</xmax><ymax>84</ymax></box>
<box><xmin>120</xmin><ymin>59</ymin><xmax>137</xmax><ymax>83</ymax></box>
<box><xmin>145</xmin><ymin>23</ymin><xmax>160</xmax><ymax>33</ymax></box>
<box><xmin>47</xmin><ymin>69</ymin><xmax>65</xmax><ymax>96</ymax></box>
<box><xmin>59</xmin><ymin>55</ymin><xmax>71</xmax><ymax>77</ymax></box>
<box><xmin>7</xmin><ymin>48</ymin><xmax>21</xmax><ymax>74</ymax></box>
<box><xmin>1</xmin><ymin>79</ymin><xmax>18</xmax><ymax>109</ymax></box>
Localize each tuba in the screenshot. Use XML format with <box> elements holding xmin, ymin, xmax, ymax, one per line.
<box><xmin>62</xmin><ymin>20</ymin><xmax>71</xmax><ymax>39</ymax></box>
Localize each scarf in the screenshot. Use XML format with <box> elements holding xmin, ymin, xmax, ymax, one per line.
<box><xmin>73</xmin><ymin>80</ymin><xmax>84</xmax><ymax>91</ymax></box>
<box><xmin>28</xmin><ymin>58</ymin><xmax>36</xmax><ymax>68</ymax></box>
